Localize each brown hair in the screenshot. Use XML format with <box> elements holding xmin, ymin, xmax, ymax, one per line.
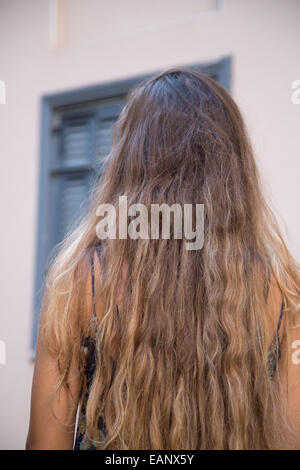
<box><xmin>41</xmin><ymin>67</ymin><xmax>300</xmax><ymax>449</ymax></box>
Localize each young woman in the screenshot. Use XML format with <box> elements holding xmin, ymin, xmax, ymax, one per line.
<box><xmin>26</xmin><ymin>67</ymin><xmax>300</xmax><ymax>450</ymax></box>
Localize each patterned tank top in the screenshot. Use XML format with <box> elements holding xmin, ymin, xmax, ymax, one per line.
<box><xmin>73</xmin><ymin>246</ymin><xmax>285</xmax><ymax>450</ymax></box>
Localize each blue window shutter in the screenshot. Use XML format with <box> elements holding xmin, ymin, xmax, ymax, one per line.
<box><xmin>50</xmin><ymin>113</ymin><xmax>94</xmax><ymax>245</ymax></box>
<box><xmin>32</xmin><ymin>96</ymin><xmax>126</xmax><ymax>353</ymax></box>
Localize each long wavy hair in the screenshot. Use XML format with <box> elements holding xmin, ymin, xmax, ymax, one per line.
<box><xmin>40</xmin><ymin>67</ymin><xmax>300</xmax><ymax>449</ymax></box>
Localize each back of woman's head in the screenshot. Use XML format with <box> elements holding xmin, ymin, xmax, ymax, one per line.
<box><xmin>41</xmin><ymin>67</ymin><xmax>300</xmax><ymax>449</ymax></box>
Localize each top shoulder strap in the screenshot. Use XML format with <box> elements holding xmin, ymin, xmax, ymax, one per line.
<box><xmin>274</xmin><ymin>299</ymin><xmax>285</xmax><ymax>361</ymax></box>
<box><xmin>276</xmin><ymin>299</ymin><xmax>285</xmax><ymax>336</ymax></box>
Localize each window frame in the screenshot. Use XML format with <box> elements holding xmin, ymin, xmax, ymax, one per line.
<box><xmin>31</xmin><ymin>57</ymin><xmax>231</xmax><ymax>356</ymax></box>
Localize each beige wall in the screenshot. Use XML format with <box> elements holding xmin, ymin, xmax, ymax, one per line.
<box><xmin>0</xmin><ymin>0</ymin><xmax>299</xmax><ymax>449</ymax></box>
